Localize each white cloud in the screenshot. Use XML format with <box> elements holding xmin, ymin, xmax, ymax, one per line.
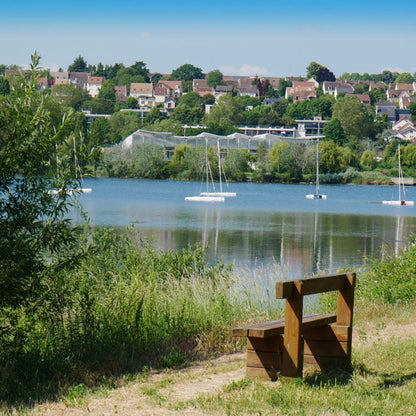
<box><xmin>219</xmin><ymin>64</ymin><xmax>269</xmax><ymax>77</ymax></box>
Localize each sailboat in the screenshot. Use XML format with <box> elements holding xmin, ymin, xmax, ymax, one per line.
<box><xmin>200</xmin><ymin>142</ymin><xmax>236</xmax><ymax>197</ymax></box>
<box><xmin>49</xmin><ymin>138</ymin><xmax>92</xmax><ymax>195</ymax></box>
<box><xmin>382</xmin><ymin>144</ymin><xmax>413</xmax><ymax>206</ymax></box>
<box><xmin>185</xmin><ymin>140</ymin><xmax>224</xmax><ymax>202</ymax></box>
<box><xmin>306</xmin><ymin>139</ymin><xmax>326</xmax><ymax>200</ymax></box>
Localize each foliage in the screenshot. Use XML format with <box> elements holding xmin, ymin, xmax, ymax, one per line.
<box><xmin>332</xmin><ymin>96</ymin><xmax>374</xmax><ymax>140</ymax></box>
<box><xmin>358</xmin><ymin>240</ymin><xmax>416</xmax><ymax>303</ymax></box>
<box><xmin>171</xmin><ymin>64</ymin><xmax>203</xmax><ymax>82</ymax></box>
<box><xmin>126</xmin><ymin>96</ymin><xmax>138</xmax><ymax>109</ymax></box>
<box><xmin>323</xmin><ymin>118</ymin><xmax>347</xmax><ymax>145</ymax></box>
<box><xmin>306</xmin><ymin>61</ymin><xmax>335</xmax><ymax>82</ymax></box>
<box><xmin>97</xmin><ymin>80</ymin><xmax>116</xmax><ymax>101</ymax></box>
<box><xmin>177</xmin><ymin>91</ymin><xmax>203</xmax><ymax>108</ymax></box>
<box><xmin>360</xmin><ymin>150</ymin><xmax>377</xmax><ymax>171</ymax></box>
<box><xmin>206</xmin><ymin>69</ymin><xmax>224</xmax><ymax>88</ymax></box>
<box><xmin>51</xmin><ymin>84</ymin><xmax>88</xmax><ymax>111</ymax></box>
<box><xmin>395</xmin><ymin>72</ymin><xmax>414</xmax><ymax>84</ymax></box>
<box><xmin>67</xmin><ymin>55</ymin><xmax>88</xmax><ymax>72</ymax></box>
<box><xmin>82</xmin><ymin>98</ymin><xmax>115</xmax><ymax>114</ymax></box>
<box><xmin>0</xmin><ymin>77</ymin><xmax>10</xmax><ymax>95</ymax></box>
<box><xmin>204</xmin><ymin>95</ymin><xmax>245</xmax><ymax>126</ymax></box>
<box><xmin>171</xmin><ymin>105</ymin><xmax>204</xmax><ymax>125</ymax></box>
<box><xmin>143</xmin><ymin>107</ymin><xmax>166</xmax><ymax>125</ymax></box>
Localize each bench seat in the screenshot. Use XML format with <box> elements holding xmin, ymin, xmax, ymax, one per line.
<box><xmin>233</xmin><ymin>313</ymin><xmax>336</xmax><ymax>338</ymax></box>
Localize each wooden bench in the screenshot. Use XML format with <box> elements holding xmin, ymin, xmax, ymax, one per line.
<box><xmin>233</xmin><ymin>273</ymin><xmax>356</xmax><ymax>380</ymax></box>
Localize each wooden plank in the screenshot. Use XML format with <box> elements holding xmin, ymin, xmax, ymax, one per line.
<box><xmin>232</xmin><ymin>318</ymin><xmax>285</xmax><ymax>338</ymax></box>
<box><xmin>337</xmin><ymin>273</ymin><xmax>356</xmax><ymax>327</ymax></box>
<box><xmin>282</xmin><ymin>284</ymin><xmax>303</xmax><ymax>378</ymax></box>
<box><xmin>304</xmin><ymin>340</ymin><xmax>348</xmax><ymax>357</ymax></box>
<box><xmin>247</xmin><ymin>350</ymin><xmax>282</xmax><ymax>369</ymax></box>
<box><xmin>247</xmin><ymin>366</ymin><xmax>278</xmax><ymax>381</ymax></box>
<box><xmin>248</xmin><ymin>335</ymin><xmax>284</xmax><ymax>352</ymax></box>
<box><xmin>276</xmin><ymin>281</ymin><xmax>294</xmax><ymax>299</ymax></box>
<box><xmin>303</xmin><ymin>324</ymin><xmax>349</xmax><ymax>342</ymax></box>
<box><xmin>303</xmin><ymin>355</ymin><xmax>350</xmax><ymax>369</ymax></box>
<box><xmin>297</xmin><ymin>274</ymin><xmax>348</xmax><ymax>296</ymax></box>
<box><xmin>302</xmin><ymin>314</ymin><xmax>336</xmax><ymax>330</ymax></box>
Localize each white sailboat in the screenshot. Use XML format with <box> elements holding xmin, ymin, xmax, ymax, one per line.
<box><xmin>49</xmin><ymin>138</ymin><xmax>92</xmax><ymax>195</ymax></box>
<box><xmin>185</xmin><ymin>140</ymin><xmax>224</xmax><ymax>202</ymax></box>
<box><xmin>382</xmin><ymin>144</ymin><xmax>413</xmax><ymax>206</ymax></box>
<box><xmin>200</xmin><ymin>142</ymin><xmax>236</xmax><ymax>198</ymax></box>
<box><xmin>306</xmin><ymin>139</ymin><xmax>326</xmax><ymax>200</ymax></box>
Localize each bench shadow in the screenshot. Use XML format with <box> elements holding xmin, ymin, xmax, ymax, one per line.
<box><xmin>304</xmin><ymin>362</ymin><xmax>416</xmax><ymax>388</ymax></box>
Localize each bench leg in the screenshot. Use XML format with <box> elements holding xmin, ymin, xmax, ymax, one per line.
<box><xmin>303</xmin><ymin>324</ymin><xmax>352</xmax><ymax>372</ymax></box>
<box><xmin>246</xmin><ymin>336</ymin><xmax>284</xmax><ymax>381</ymax></box>
<box><xmin>282</xmin><ymin>282</ymin><xmax>303</xmax><ymax>378</ymax></box>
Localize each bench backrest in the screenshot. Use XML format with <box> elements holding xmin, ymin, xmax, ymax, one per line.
<box><xmin>276</xmin><ymin>273</ymin><xmax>356</xmax><ymax>377</ymax></box>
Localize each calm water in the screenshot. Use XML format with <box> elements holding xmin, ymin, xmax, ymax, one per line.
<box><xmin>75</xmin><ymin>178</ymin><xmax>416</xmax><ymax>279</ymax></box>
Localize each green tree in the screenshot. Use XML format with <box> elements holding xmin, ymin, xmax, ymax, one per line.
<box><xmin>51</xmin><ymin>84</ymin><xmax>88</xmax><ymax>110</ymax></box>
<box><xmin>169</xmin><ymin>143</ymin><xmax>190</xmax><ymax>176</ymax></box>
<box><xmin>319</xmin><ymin>140</ymin><xmax>349</xmax><ymax>173</ymax></box>
<box><xmin>178</xmin><ymin>91</ymin><xmax>203</xmax><ymax>107</ymax></box>
<box><xmin>143</xmin><ymin>106</ymin><xmax>166</xmax><ymax>125</ymax></box>
<box><xmin>107</xmin><ymin>111</ymin><xmax>142</xmax><ymax>143</ymax></box>
<box><xmin>277</xmin><ymin>79</ymin><xmax>291</xmax><ymax>97</ymax></box>
<box><xmin>323</xmin><ymin>119</ymin><xmax>347</xmax><ymax>145</ymax></box>
<box><xmin>223</xmin><ymin>149</ymin><xmax>250</xmax><ymax>181</ymax></box>
<box><xmin>207</xmin><ymin>69</ymin><xmax>224</xmax><ymax>88</ymax></box>
<box><xmin>129</xmin><ymin>61</ymin><xmax>150</xmax><ymax>82</ymax></box>
<box><xmin>0</xmin><ymin>52</ymin><xmax>82</xmax><ymax>309</ymax></box>
<box><xmin>204</xmin><ymin>95</ymin><xmax>245</xmax><ymax>126</ymax></box>
<box><xmin>331</xmin><ymin>96</ymin><xmax>374</xmax><ymax>141</ymax></box>
<box><xmin>0</xmin><ymin>77</ymin><xmax>10</xmax><ymax>95</ymax></box>
<box><xmin>68</xmin><ymin>55</ymin><xmax>88</xmax><ymax>72</ymax></box>
<box><xmin>82</xmin><ymin>98</ymin><xmax>115</xmax><ymax>114</ymax></box>
<box><xmin>130</xmin><ymin>143</ymin><xmax>168</xmax><ymax>178</ymax></box>
<box><xmin>126</xmin><ymin>96</ymin><xmax>138</xmax><ymax>109</ymax></box>
<box><xmin>395</xmin><ymin>72</ymin><xmax>415</xmax><ymax>84</ymax></box>
<box><xmin>171</xmin><ymin>64</ymin><xmax>204</xmax><ymax>82</ymax></box>
<box><xmin>360</xmin><ymin>150</ymin><xmax>377</xmax><ymax>171</ymax></box>
<box><xmin>98</xmin><ymin>80</ymin><xmax>116</xmax><ymax>101</ymax></box>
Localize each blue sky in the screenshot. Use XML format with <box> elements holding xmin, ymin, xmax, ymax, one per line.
<box><xmin>1</xmin><ymin>0</ymin><xmax>416</xmax><ymax>77</ymax></box>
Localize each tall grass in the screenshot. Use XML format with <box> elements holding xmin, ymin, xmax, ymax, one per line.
<box><xmin>0</xmin><ymin>227</ymin><xmax>280</xmax><ymax>404</ymax></box>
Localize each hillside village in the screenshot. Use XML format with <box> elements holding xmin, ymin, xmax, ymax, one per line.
<box><xmin>1</xmin><ymin>58</ymin><xmax>416</xmax><ymax>183</ymax></box>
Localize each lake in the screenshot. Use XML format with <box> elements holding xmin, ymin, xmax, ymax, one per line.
<box><xmin>76</xmin><ymin>178</ymin><xmax>416</xmax><ymax>280</ymax></box>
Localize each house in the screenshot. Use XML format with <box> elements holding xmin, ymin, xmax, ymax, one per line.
<box><xmin>237</xmin><ymin>77</ymin><xmax>255</xmax><ymax>89</ymax></box>
<box><xmin>129</xmin><ymin>83</ymin><xmax>153</xmax><ymax>99</ymax></box>
<box><xmin>164</xmin><ymin>98</ymin><xmax>176</xmax><ymax>115</ymax></box>
<box><xmin>193</xmin><ymin>79</ymin><xmax>208</xmax><ymax>90</ymax></box>
<box><xmin>293</xmin><ymin>79</ymin><xmax>318</xmax><ymax>89</ymax></box>
<box><xmin>368</xmin><ymin>81</ymin><xmax>386</xmax><ymax>91</ymax></box>
<box><xmin>386</xmin><ymin>89</ymin><xmax>409</xmax><ymax>102</ymax></box>
<box><xmin>394</xmin><ymin>83</ymin><xmax>414</xmax><ymax>92</ymax></box>
<box><xmin>86</xmin><ymin>76</ymin><xmax>104</xmax><ymax>98</ymax></box>
<box><xmin>238</xmin><ymin>85</ymin><xmax>259</xmax><ymax>98</ymax></box>
<box><xmin>396</xmin><ymin>109</ymin><xmax>412</xmax><ymax>121</ymax></box>
<box><xmin>137</xmin><ymin>96</ymin><xmax>155</xmax><ymax>108</ymax></box>
<box><xmin>214</xmin><ymin>85</ymin><xmax>233</xmax><ymax>101</ymax></box>
<box><xmin>293</xmin><ymin>87</ymin><xmax>317</xmax><ymax>102</ymax></box>
<box><xmin>322</xmin><ymin>81</ymin><xmax>354</xmax><ymax>97</ymax></box>
<box><xmin>400</xmin><ymin>96</ymin><xmax>416</xmax><ymax>109</ymax></box>
<box><xmin>154</xmin><ymin>86</ymin><xmax>169</xmax><ymax>103</ymax></box>
<box><xmin>194</xmin><ymin>87</ymin><xmax>215</xmax><ymax>97</ymax></box>
<box><xmin>157</xmin><ymin>80</ymin><xmax>182</xmax><ymax>98</ymax></box>
<box><xmin>347</xmin><ymin>94</ymin><xmax>371</xmax><ymax>106</ymax></box>
<box><xmin>267</xmin><ymin>78</ymin><xmax>281</xmax><ymax>89</ymax></box>
<box><xmin>51</xmin><ymin>71</ymin><xmax>70</xmax><ymax>85</ymax></box>
<box><xmin>223</xmin><ymin>77</ymin><xmax>238</xmax><ymax>88</ymax></box>
<box><xmin>115</xmin><ymin>85</ymin><xmax>127</xmax><ymax>102</ymax></box>
<box><xmin>37</xmin><ymin>77</ymin><xmax>49</xmax><ymax>91</ymax></box>
<box><xmin>392</xmin><ymin>117</ymin><xmax>416</xmax><ymax>141</ymax></box>
<box><xmin>69</xmin><ymin>72</ymin><xmax>90</xmax><ymax>89</ymax></box>
<box><xmin>376</xmin><ymin>101</ymin><xmax>396</xmax><ymax>122</ymax></box>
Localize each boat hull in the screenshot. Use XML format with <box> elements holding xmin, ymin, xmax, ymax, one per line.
<box><xmin>200</xmin><ymin>192</ymin><xmax>236</xmax><ymax>197</ymax></box>
<box><xmin>185</xmin><ymin>196</ymin><xmax>225</xmax><ymax>202</ymax></box>
<box><xmin>382</xmin><ymin>200</ymin><xmax>414</xmax><ymax>206</ymax></box>
<box><xmin>306</xmin><ymin>194</ymin><xmax>327</xmax><ymax>200</ymax></box>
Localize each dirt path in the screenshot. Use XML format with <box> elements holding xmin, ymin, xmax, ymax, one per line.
<box><xmin>29</xmin><ymin>320</ymin><xmax>416</xmax><ymax>416</ymax></box>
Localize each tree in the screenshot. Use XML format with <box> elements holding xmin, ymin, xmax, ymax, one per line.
<box><xmin>68</xmin><ymin>55</ymin><xmax>88</xmax><ymax>72</ymax></box>
<box><xmin>395</xmin><ymin>72</ymin><xmax>414</xmax><ymax>84</ymax></box>
<box><xmin>331</xmin><ymin>96</ymin><xmax>374</xmax><ymax>140</ymax></box>
<box><xmin>306</xmin><ymin>61</ymin><xmax>335</xmax><ymax>82</ymax></box>
<box><xmin>319</xmin><ymin>140</ymin><xmax>348</xmax><ymax>173</ymax></box>
<box><xmin>223</xmin><ymin>149</ymin><xmax>250</xmax><ymax>181</ymax></box>
<box><xmin>178</xmin><ymin>91</ymin><xmax>203</xmax><ymax>107</ymax></box>
<box><xmin>360</xmin><ymin>150</ymin><xmax>377</xmax><ymax>171</ymax></box>
<box><xmin>51</xmin><ymin>83</ymin><xmax>88</xmax><ymax>110</ymax></box>
<box><xmin>277</xmin><ymin>79</ymin><xmax>291</xmax><ymax>97</ymax></box>
<box><xmin>126</xmin><ymin>96</ymin><xmax>138</xmax><ymax>109</ymax></box>
<box><xmin>82</xmin><ymin>98</ymin><xmax>115</xmax><ymax>114</ymax></box>
<box><xmin>323</xmin><ymin>119</ymin><xmax>347</xmax><ymax>145</ymax></box>
<box><xmin>98</xmin><ymin>80</ymin><xmax>116</xmax><ymax>101</ymax></box>
<box><xmin>171</xmin><ymin>64</ymin><xmax>204</xmax><ymax>82</ymax></box>
<box><xmin>204</xmin><ymin>94</ymin><xmax>245</xmax><ymax>126</ymax></box>
<box><xmin>0</xmin><ymin>77</ymin><xmax>10</xmax><ymax>95</ymax></box>
<box><xmin>143</xmin><ymin>106</ymin><xmax>166</xmax><ymax>125</ymax></box>
<box><xmin>207</xmin><ymin>69</ymin><xmax>224</xmax><ymax>88</ymax></box>
<box><xmin>129</xmin><ymin>61</ymin><xmax>150</xmax><ymax>82</ymax></box>
<box><xmin>0</xmin><ymin>52</ymin><xmax>82</xmax><ymax>309</ymax></box>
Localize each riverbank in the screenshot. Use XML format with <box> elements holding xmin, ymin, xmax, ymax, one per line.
<box><xmin>19</xmin><ymin>300</ymin><xmax>416</xmax><ymax>415</ymax></box>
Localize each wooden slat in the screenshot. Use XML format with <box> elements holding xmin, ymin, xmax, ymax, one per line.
<box><xmin>303</xmin><ymin>324</ymin><xmax>349</xmax><ymax>342</ymax></box>
<box><xmin>337</xmin><ymin>273</ymin><xmax>356</xmax><ymax>327</ymax></box>
<box><xmin>282</xmin><ymin>283</ymin><xmax>303</xmax><ymax>378</ymax></box>
<box><xmin>233</xmin><ymin>314</ymin><xmax>336</xmax><ymax>338</ymax></box>
<box><xmin>275</xmin><ymin>281</ymin><xmax>294</xmax><ymax>299</ymax></box>
<box><xmin>247</xmin><ymin>350</ymin><xmax>282</xmax><ymax>369</ymax></box>
<box><xmin>247</xmin><ymin>366</ymin><xmax>278</xmax><ymax>381</ymax></box>
<box><xmin>248</xmin><ymin>335</ymin><xmax>283</xmax><ymax>352</ymax></box>
<box><xmin>303</xmin><ymin>355</ymin><xmax>349</xmax><ymax>369</ymax></box>
<box><xmin>298</xmin><ymin>274</ymin><xmax>348</xmax><ymax>296</ymax></box>
<box><xmin>304</xmin><ymin>340</ymin><xmax>348</xmax><ymax>357</ymax></box>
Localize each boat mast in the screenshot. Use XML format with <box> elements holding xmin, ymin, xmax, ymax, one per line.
<box><xmin>316</xmin><ymin>139</ymin><xmax>320</xmax><ymax>195</ymax></box>
<box><xmin>217</xmin><ymin>141</ymin><xmax>223</xmax><ymax>193</ymax></box>
<box><xmin>205</xmin><ymin>139</ymin><xmax>209</xmax><ymax>193</ymax></box>
<box><xmin>398</xmin><ymin>144</ymin><xmax>402</xmax><ymax>201</ymax></box>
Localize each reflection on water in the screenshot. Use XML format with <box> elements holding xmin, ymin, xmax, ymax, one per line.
<box><xmin>75</xmin><ymin>178</ymin><xmax>416</xmax><ymax>280</ymax></box>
